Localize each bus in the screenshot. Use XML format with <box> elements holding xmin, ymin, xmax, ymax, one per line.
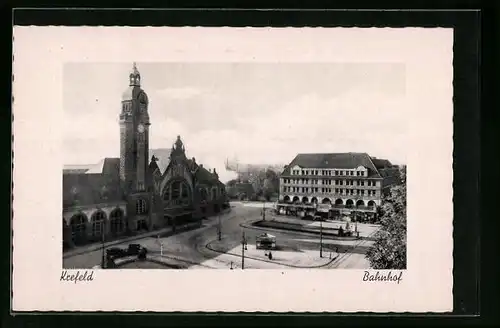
<box><xmin>256</xmin><ymin>233</ymin><xmax>277</xmax><ymax>250</ymax></box>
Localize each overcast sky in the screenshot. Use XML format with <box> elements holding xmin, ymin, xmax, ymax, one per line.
<box><xmin>63</xmin><ymin>62</ymin><xmax>407</xmax><ymax>182</ymax></box>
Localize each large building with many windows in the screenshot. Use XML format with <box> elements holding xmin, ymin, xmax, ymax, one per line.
<box><xmin>277</xmin><ymin>153</ymin><xmax>400</xmax><ymax>220</ymax></box>
<box><xmin>62</xmin><ymin>63</ymin><xmax>228</xmax><ymax>249</ymax></box>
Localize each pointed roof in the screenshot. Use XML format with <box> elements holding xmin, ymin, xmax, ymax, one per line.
<box><xmin>149</xmin><ymin>148</ymin><xmax>171</xmax><ymax>174</ymax></box>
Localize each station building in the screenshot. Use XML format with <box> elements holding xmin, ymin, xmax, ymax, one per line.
<box><xmin>62</xmin><ymin>63</ymin><xmax>228</xmax><ymax>249</ymax></box>
<box><xmin>277</xmin><ymin>153</ymin><xmax>400</xmax><ymax>220</ymax></box>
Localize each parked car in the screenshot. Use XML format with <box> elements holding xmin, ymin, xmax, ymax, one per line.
<box><xmin>127</xmin><ymin>244</ymin><xmax>142</xmax><ymax>255</ymax></box>
<box><xmin>106</xmin><ymin>247</ymin><xmax>128</xmax><ymax>259</ymax></box>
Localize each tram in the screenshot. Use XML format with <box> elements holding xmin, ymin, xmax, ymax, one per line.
<box><xmin>256</xmin><ymin>233</ymin><xmax>277</xmax><ymax>250</ymax></box>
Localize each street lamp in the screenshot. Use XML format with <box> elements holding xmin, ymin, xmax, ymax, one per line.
<box><xmin>101</xmin><ymin>226</ymin><xmax>106</xmax><ymax>269</ymax></box>
<box><xmin>241</xmin><ymin>230</ymin><xmax>248</xmax><ymax>269</ymax></box>
<box><xmin>314</xmin><ymin>202</ymin><xmax>323</xmax><ymax>258</ymax></box>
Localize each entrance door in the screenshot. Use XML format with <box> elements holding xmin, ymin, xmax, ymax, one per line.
<box><xmin>136</xmin><ymin>219</ymin><xmax>148</xmax><ymax>232</ymax></box>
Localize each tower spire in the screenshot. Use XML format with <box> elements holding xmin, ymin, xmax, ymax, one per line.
<box><xmin>129</xmin><ymin>62</ymin><xmax>141</xmax><ymax>86</ymax></box>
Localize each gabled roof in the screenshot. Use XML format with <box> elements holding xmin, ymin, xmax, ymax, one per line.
<box><xmin>282</xmin><ymin>153</ymin><xmax>382</xmax><ymax>178</ymax></box>
<box><xmin>195</xmin><ymin>165</ymin><xmax>223</xmax><ymax>187</ymax></box>
<box><xmin>149</xmin><ymin>148</ymin><xmax>171</xmax><ymax>174</ymax></box>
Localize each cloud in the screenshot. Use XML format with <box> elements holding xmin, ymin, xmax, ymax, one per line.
<box><xmin>155</xmin><ymin>87</ymin><xmax>202</xmax><ymax>100</ymax></box>
<box><xmin>232</xmin><ymin>91</ymin><xmax>408</xmax><ymax>163</ymax></box>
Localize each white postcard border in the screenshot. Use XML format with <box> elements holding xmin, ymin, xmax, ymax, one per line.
<box><xmin>12</xmin><ymin>27</ymin><xmax>453</xmax><ymax>312</ymax></box>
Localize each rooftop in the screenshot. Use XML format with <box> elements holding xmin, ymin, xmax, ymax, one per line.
<box><xmin>282</xmin><ymin>152</ymin><xmax>391</xmax><ymax>178</ymax></box>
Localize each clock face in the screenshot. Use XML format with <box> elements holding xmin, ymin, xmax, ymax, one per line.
<box><xmin>137</xmin><ymin>124</ymin><xmax>145</xmax><ymax>133</ymax></box>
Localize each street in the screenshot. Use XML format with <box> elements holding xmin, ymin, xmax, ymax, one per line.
<box><xmin>63</xmin><ymin>202</ymin><xmax>379</xmax><ymax>269</ymax></box>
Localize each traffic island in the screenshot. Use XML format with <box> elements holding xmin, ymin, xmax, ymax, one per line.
<box><xmin>205</xmin><ymin>238</ymin><xmax>338</xmax><ymax>269</ymax></box>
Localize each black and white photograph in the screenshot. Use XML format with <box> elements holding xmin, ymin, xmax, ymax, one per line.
<box><xmin>13</xmin><ymin>27</ymin><xmax>453</xmax><ymax>312</ymax></box>
<box><xmin>62</xmin><ymin>62</ymin><xmax>407</xmax><ymax>271</ymax></box>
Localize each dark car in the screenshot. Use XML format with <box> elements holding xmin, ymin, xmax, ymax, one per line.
<box><xmin>127</xmin><ymin>244</ymin><xmax>142</xmax><ymax>255</ymax></box>
<box><xmin>106</xmin><ymin>247</ymin><xmax>127</xmax><ymax>259</ymax></box>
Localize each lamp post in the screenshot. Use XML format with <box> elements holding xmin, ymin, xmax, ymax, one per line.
<box><xmin>354</xmin><ymin>197</ymin><xmax>359</xmax><ymax>235</ymax></box>
<box><xmin>320</xmin><ymin>219</ymin><xmax>323</xmax><ymax>258</ymax></box>
<box><xmin>101</xmin><ymin>226</ymin><xmax>106</xmax><ymax>269</ymax></box>
<box><xmin>314</xmin><ymin>202</ymin><xmax>322</xmax><ymax>258</ymax></box>
<box><xmin>241</xmin><ymin>230</ymin><xmax>248</xmax><ymax>269</ymax></box>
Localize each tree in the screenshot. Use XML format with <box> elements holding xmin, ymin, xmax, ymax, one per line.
<box><xmin>262</xmin><ymin>169</ymin><xmax>279</xmax><ymax>200</ymax></box>
<box><xmin>366</xmin><ymin>166</ymin><xmax>407</xmax><ymax>269</ymax></box>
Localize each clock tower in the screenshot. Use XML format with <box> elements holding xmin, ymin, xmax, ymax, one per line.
<box><xmin>119</xmin><ymin>62</ymin><xmax>150</xmax><ymax>194</ymax></box>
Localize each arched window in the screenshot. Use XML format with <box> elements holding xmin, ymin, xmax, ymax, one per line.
<box><xmin>171</xmin><ymin>181</ymin><xmax>181</xmax><ymax>199</ymax></box>
<box><xmin>110</xmin><ymin>208</ymin><xmax>125</xmax><ymax>235</ymax></box>
<box><xmin>70</xmin><ymin>213</ymin><xmax>87</xmax><ymax>245</ymax></box>
<box><xmin>164</xmin><ymin>179</ymin><xmax>191</xmax><ymax>206</ymax></box>
<box><xmin>181</xmin><ymin>184</ymin><xmax>189</xmax><ymax>198</ymax></box>
<box><xmin>322</xmin><ymin>198</ymin><xmax>331</xmax><ymax>205</ymax></box>
<box><xmin>163</xmin><ymin>185</ymin><xmax>171</xmax><ymax>201</ymax></box>
<box><xmin>136</xmin><ymin>199</ymin><xmax>147</xmax><ymax>215</ymax></box>
<box><xmin>91</xmin><ymin>210</ymin><xmax>106</xmax><ymax>239</ymax></box>
<box><xmin>199</xmin><ymin>188</ymin><xmax>208</xmax><ymax>202</ymax></box>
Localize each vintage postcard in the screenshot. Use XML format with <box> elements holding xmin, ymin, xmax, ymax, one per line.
<box><xmin>12</xmin><ymin>27</ymin><xmax>453</xmax><ymax>312</ymax></box>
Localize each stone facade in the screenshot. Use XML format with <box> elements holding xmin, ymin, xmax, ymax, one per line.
<box><xmin>62</xmin><ymin>63</ymin><xmax>227</xmax><ymax>249</ymax></box>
